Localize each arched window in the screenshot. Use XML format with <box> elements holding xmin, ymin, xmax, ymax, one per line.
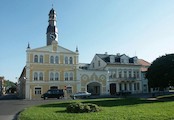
<box><xmin>34</xmin><ymin>55</ymin><xmax>38</xmax><ymax>63</ymax></box>
<box><xmin>69</xmin><ymin>72</ymin><xmax>73</xmax><ymax>80</ymax></box>
<box><xmin>39</xmin><ymin>72</ymin><xmax>43</xmax><ymax>80</ymax></box>
<box><xmin>34</xmin><ymin>72</ymin><xmax>38</xmax><ymax>80</ymax></box>
<box><xmin>50</xmin><ymin>72</ymin><xmax>54</xmax><ymax>81</ymax></box>
<box><xmin>55</xmin><ymin>56</ymin><xmax>59</xmax><ymax>64</ymax></box>
<box><xmin>65</xmin><ymin>56</ymin><xmax>68</xmax><ymax>64</ymax></box>
<box><xmin>55</xmin><ymin>72</ymin><xmax>59</xmax><ymax>81</ymax></box>
<box><xmin>69</xmin><ymin>57</ymin><xmax>73</xmax><ymax>64</ymax></box>
<box><xmin>50</xmin><ymin>56</ymin><xmax>54</xmax><ymax>64</ymax></box>
<box><xmin>65</xmin><ymin>72</ymin><xmax>68</xmax><ymax>80</ymax></box>
<box><xmin>40</xmin><ymin>55</ymin><xmax>43</xmax><ymax>63</ymax></box>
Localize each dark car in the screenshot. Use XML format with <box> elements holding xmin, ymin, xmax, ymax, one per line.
<box><xmin>41</xmin><ymin>89</ymin><xmax>64</xmax><ymax>100</ymax></box>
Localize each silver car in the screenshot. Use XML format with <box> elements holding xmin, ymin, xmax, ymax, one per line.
<box><xmin>70</xmin><ymin>91</ymin><xmax>91</xmax><ymax>99</ymax></box>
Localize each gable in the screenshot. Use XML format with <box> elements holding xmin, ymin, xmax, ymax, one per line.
<box><xmin>28</xmin><ymin>45</ymin><xmax>77</xmax><ymax>54</ymax></box>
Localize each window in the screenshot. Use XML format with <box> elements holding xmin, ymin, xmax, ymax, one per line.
<box><xmin>119</xmin><ymin>83</ymin><xmax>122</xmax><ymax>91</ymax></box>
<box><xmin>65</xmin><ymin>73</ymin><xmax>68</xmax><ymax>81</ymax></box>
<box><xmin>55</xmin><ymin>56</ymin><xmax>59</xmax><ymax>64</ymax></box>
<box><xmin>98</xmin><ymin>61</ymin><xmax>100</xmax><ymax>67</ymax></box>
<box><xmin>113</xmin><ymin>72</ymin><xmax>116</xmax><ymax>78</ymax></box>
<box><xmin>121</xmin><ymin>59</ymin><xmax>124</xmax><ymax>63</ymax></box>
<box><xmin>129</xmin><ymin>83</ymin><xmax>132</xmax><ymax>90</ymax></box>
<box><xmin>55</xmin><ymin>73</ymin><xmax>59</xmax><ymax>81</ymax></box>
<box><xmin>39</xmin><ymin>72</ymin><xmax>43</xmax><ymax>80</ymax></box>
<box><xmin>137</xmin><ymin>83</ymin><xmax>140</xmax><ymax>90</ymax></box>
<box><xmin>50</xmin><ymin>56</ymin><xmax>54</xmax><ymax>64</ymax></box>
<box><xmin>129</xmin><ymin>71</ymin><xmax>132</xmax><ymax>78</ymax></box>
<box><xmin>69</xmin><ymin>57</ymin><xmax>73</xmax><ymax>64</ymax></box>
<box><xmin>119</xmin><ymin>70</ymin><xmax>122</xmax><ymax>78</ymax></box>
<box><xmin>134</xmin><ymin>83</ymin><xmax>137</xmax><ymax>90</ymax></box>
<box><xmin>66</xmin><ymin>87</ymin><xmax>72</xmax><ymax>94</ymax></box>
<box><xmin>136</xmin><ymin>71</ymin><xmax>139</xmax><ymax>78</ymax></box>
<box><xmin>34</xmin><ymin>72</ymin><xmax>38</xmax><ymax>80</ymax></box>
<box><xmin>50</xmin><ymin>72</ymin><xmax>54</xmax><ymax>81</ymax></box>
<box><xmin>92</xmin><ymin>63</ymin><xmax>95</xmax><ymax>68</ymax></box>
<box><xmin>34</xmin><ymin>55</ymin><xmax>38</xmax><ymax>63</ymax></box>
<box><xmin>133</xmin><ymin>71</ymin><xmax>136</xmax><ymax>78</ymax></box>
<box><xmin>124</xmin><ymin>83</ymin><xmax>127</xmax><ymax>91</ymax></box>
<box><xmin>65</xmin><ymin>56</ymin><xmax>68</xmax><ymax>64</ymax></box>
<box><xmin>70</xmin><ymin>73</ymin><xmax>73</xmax><ymax>80</ymax></box>
<box><xmin>40</xmin><ymin>55</ymin><xmax>43</xmax><ymax>63</ymax></box>
<box><xmin>35</xmin><ymin>87</ymin><xmax>41</xmax><ymax>95</ymax></box>
<box><xmin>124</xmin><ymin>71</ymin><xmax>127</xmax><ymax>78</ymax></box>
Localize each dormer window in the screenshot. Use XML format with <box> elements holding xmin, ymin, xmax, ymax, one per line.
<box><xmin>92</xmin><ymin>63</ymin><xmax>95</xmax><ymax>68</ymax></box>
<box><xmin>98</xmin><ymin>61</ymin><xmax>100</xmax><ymax>67</ymax></box>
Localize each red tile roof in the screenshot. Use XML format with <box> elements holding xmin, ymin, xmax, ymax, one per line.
<box><xmin>138</xmin><ymin>59</ymin><xmax>151</xmax><ymax>66</ymax></box>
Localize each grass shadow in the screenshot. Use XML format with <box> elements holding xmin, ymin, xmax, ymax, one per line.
<box><xmin>82</xmin><ymin>98</ymin><xmax>160</xmax><ymax>107</ymax></box>
<box><xmin>38</xmin><ymin>97</ymin><xmax>161</xmax><ymax>108</ymax></box>
<box><xmin>55</xmin><ymin>110</ymin><xmax>67</xmax><ymax>113</ymax></box>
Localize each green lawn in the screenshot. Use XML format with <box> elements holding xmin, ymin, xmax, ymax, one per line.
<box><xmin>18</xmin><ymin>97</ymin><xmax>174</xmax><ymax>120</ymax></box>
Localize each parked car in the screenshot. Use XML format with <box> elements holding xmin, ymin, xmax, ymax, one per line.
<box><xmin>70</xmin><ymin>91</ymin><xmax>91</xmax><ymax>99</ymax></box>
<box><xmin>41</xmin><ymin>89</ymin><xmax>64</xmax><ymax>100</ymax></box>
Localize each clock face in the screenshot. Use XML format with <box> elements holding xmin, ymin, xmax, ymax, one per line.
<box><xmin>50</xmin><ymin>33</ymin><xmax>56</xmax><ymax>39</ymax></box>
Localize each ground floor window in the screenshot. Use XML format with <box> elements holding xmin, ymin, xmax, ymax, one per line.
<box><xmin>129</xmin><ymin>83</ymin><xmax>132</xmax><ymax>91</ymax></box>
<box><xmin>35</xmin><ymin>87</ymin><xmax>41</xmax><ymax>95</ymax></box>
<box><xmin>134</xmin><ymin>83</ymin><xmax>137</xmax><ymax>91</ymax></box>
<box><xmin>137</xmin><ymin>83</ymin><xmax>140</xmax><ymax>90</ymax></box>
<box><xmin>119</xmin><ymin>83</ymin><xmax>122</xmax><ymax>91</ymax></box>
<box><xmin>66</xmin><ymin>87</ymin><xmax>72</xmax><ymax>94</ymax></box>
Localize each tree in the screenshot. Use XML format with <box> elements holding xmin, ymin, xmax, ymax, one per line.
<box><xmin>146</xmin><ymin>54</ymin><xmax>174</xmax><ymax>90</ymax></box>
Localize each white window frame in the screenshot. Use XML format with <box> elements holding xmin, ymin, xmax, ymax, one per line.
<box><xmin>65</xmin><ymin>72</ymin><xmax>68</xmax><ymax>81</ymax></box>
<box><xmin>50</xmin><ymin>72</ymin><xmax>54</xmax><ymax>81</ymax></box>
<box><xmin>55</xmin><ymin>72</ymin><xmax>59</xmax><ymax>81</ymax></box>
<box><xmin>40</xmin><ymin>55</ymin><xmax>44</xmax><ymax>63</ymax></box>
<box><xmin>50</xmin><ymin>56</ymin><xmax>54</xmax><ymax>64</ymax></box>
<box><xmin>34</xmin><ymin>87</ymin><xmax>42</xmax><ymax>95</ymax></box>
<box><xmin>66</xmin><ymin>86</ymin><xmax>72</xmax><ymax>94</ymax></box>
<box><xmin>55</xmin><ymin>56</ymin><xmax>59</xmax><ymax>64</ymax></box>
<box><xmin>34</xmin><ymin>55</ymin><xmax>38</xmax><ymax>63</ymax></box>
<box><xmin>65</xmin><ymin>56</ymin><xmax>68</xmax><ymax>64</ymax></box>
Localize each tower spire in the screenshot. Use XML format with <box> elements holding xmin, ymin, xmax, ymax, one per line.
<box><xmin>46</xmin><ymin>8</ymin><xmax>58</xmax><ymax>46</ymax></box>
<box><xmin>27</xmin><ymin>42</ymin><xmax>30</xmax><ymax>49</ymax></box>
<box><xmin>76</xmin><ymin>46</ymin><xmax>79</xmax><ymax>52</ymax></box>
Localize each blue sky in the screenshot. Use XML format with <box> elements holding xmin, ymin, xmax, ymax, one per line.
<box><xmin>1</xmin><ymin>0</ymin><xmax>174</xmax><ymax>82</ymax></box>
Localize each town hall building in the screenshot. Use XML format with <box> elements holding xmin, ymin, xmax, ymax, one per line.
<box><xmin>18</xmin><ymin>8</ymin><xmax>150</xmax><ymax>99</ymax></box>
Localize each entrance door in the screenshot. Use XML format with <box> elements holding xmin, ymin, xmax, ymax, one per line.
<box><xmin>87</xmin><ymin>82</ymin><xmax>101</xmax><ymax>95</ymax></box>
<box><xmin>110</xmin><ymin>83</ymin><xmax>116</xmax><ymax>95</ymax></box>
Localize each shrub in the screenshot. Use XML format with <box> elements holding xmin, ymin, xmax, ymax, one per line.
<box><xmin>66</xmin><ymin>102</ymin><xmax>101</xmax><ymax>113</ymax></box>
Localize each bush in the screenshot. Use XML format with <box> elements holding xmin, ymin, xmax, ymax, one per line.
<box><xmin>66</xmin><ymin>102</ymin><xmax>101</xmax><ymax>113</ymax></box>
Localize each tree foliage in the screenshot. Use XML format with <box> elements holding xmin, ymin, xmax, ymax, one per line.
<box><xmin>146</xmin><ymin>54</ymin><xmax>174</xmax><ymax>89</ymax></box>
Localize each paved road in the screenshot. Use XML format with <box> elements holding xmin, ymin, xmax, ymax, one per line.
<box><xmin>0</xmin><ymin>94</ymin><xmax>68</xmax><ymax>120</ymax></box>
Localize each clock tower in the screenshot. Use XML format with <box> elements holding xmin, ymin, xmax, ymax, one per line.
<box><xmin>46</xmin><ymin>8</ymin><xmax>58</xmax><ymax>46</ymax></box>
